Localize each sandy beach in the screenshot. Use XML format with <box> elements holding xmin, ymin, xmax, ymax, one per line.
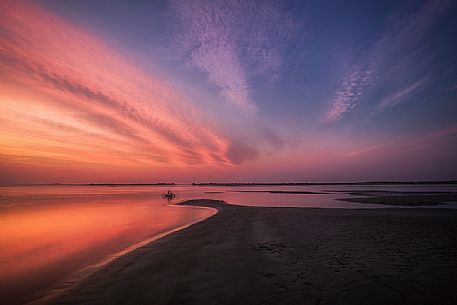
<box><xmin>51</xmin><ymin>199</ymin><xmax>457</xmax><ymax>305</ymax></box>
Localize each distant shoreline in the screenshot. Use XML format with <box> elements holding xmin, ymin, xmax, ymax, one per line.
<box><xmin>3</xmin><ymin>180</ymin><xmax>457</xmax><ymax>187</ymax></box>
<box><xmin>191</xmin><ymin>181</ymin><xmax>457</xmax><ymax>186</ymax></box>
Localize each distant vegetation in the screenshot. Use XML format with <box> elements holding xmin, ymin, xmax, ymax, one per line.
<box><xmin>192</xmin><ymin>181</ymin><xmax>457</xmax><ymax>186</ymax></box>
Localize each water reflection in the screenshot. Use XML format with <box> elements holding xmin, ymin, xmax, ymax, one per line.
<box><xmin>1</xmin><ymin>184</ymin><xmax>456</xmax><ymax>304</ymax></box>
<box><xmin>0</xmin><ymin>187</ymin><xmax>212</xmax><ymax>305</ymax></box>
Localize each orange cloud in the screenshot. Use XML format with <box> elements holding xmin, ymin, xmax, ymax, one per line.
<box><xmin>0</xmin><ymin>0</ymin><xmax>234</xmax><ymax>181</ymax></box>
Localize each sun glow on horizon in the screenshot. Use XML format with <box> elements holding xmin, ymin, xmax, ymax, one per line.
<box><xmin>1</xmin><ymin>0</ymin><xmax>456</xmax><ymax>183</ymax></box>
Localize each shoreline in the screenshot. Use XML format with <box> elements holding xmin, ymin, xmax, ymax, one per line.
<box><xmin>24</xmin><ymin>205</ymin><xmax>217</xmax><ymax>305</ymax></box>
<box><xmin>51</xmin><ymin>200</ymin><xmax>457</xmax><ymax>305</ymax></box>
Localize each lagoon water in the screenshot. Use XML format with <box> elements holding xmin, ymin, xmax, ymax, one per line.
<box><xmin>1</xmin><ymin>184</ymin><xmax>456</xmax><ymax>304</ymax></box>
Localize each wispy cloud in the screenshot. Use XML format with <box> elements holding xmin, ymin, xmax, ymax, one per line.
<box><xmin>324</xmin><ymin>0</ymin><xmax>452</xmax><ymax>123</ymax></box>
<box><xmin>168</xmin><ymin>0</ymin><xmax>297</xmax><ymax>113</ymax></box>
<box><xmin>400</xmin><ymin>123</ymin><xmax>457</xmax><ymax>151</ymax></box>
<box><xmin>345</xmin><ymin>142</ymin><xmax>394</xmax><ymax>158</ymax></box>
<box><xmin>376</xmin><ymin>77</ymin><xmax>428</xmax><ymax>110</ymax></box>
<box><xmin>324</xmin><ymin>69</ymin><xmax>374</xmax><ymax>122</ymax></box>
<box><xmin>448</xmin><ymin>82</ymin><xmax>457</xmax><ymax>91</ymax></box>
<box><xmin>0</xmin><ymin>0</ymin><xmax>238</xmax><ymax>170</ymax></box>
<box><xmin>374</xmin><ymin>123</ymin><xmax>457</xmax><ymax>158</ymax></box>
<box><xmin>344</xmin><ymin>123</ymin><xmax>457</xmax><ymax>158</ymax></box>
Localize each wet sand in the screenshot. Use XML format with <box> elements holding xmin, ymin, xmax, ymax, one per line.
<box><xmin>48</xmin><ymin>199</ymin><xmax>457</xmax><ymax>305</ymax></box>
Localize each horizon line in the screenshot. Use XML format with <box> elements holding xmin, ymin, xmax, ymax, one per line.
<box><xmin>2</xmin><ymin>180</ymin><xmax>457</xmax><ymax>187</ymax></box>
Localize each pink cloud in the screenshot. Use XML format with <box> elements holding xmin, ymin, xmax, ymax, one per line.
<box><xmin>324</xmin><ymin>70</ymin><xmax>373</xmax><ymax>122</ymax></box>
<box><xmin>0</xmin><ymin>0</ymin><xmax>238</xmax><ymax>174</ymax></box>
<box><xmin>169</xmin><ymin>0</ymin><xmax>298</xmax><ymax>113</ymax></box>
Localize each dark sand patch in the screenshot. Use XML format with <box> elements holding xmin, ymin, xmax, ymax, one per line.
<box><xmin>326</xmin><ymin>190</ymin><xmax>455</xmax><ymax>196</ymax></box>
<box><xmin>234</xmin><ymin>190</ymin><xmax>328</xmax><ymax>194</ymax></box>
<box><xmin>337</xmin><ymin>193</ymin><xmax>457</xmax><ymax>206</ymax></box>
<box><xmin>52</xmin><ymin>200</ymin><xmax>457</xmax><ymax>305</ymax></box>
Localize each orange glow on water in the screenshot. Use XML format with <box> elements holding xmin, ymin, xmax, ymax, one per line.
<box><xmin>0</xmin><ymin>187</ymin><xmax>213</xmax><ymax>304</ymax></box>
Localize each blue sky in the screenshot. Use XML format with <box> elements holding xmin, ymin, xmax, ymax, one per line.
<box><xmin>41</xmin><ymin>0</ymin><xmax>457</xmax><ymax>125</ymax></box>
<box><xmin>1</xmin><ymin>0</ymin><xmax>456</xmax><ymax>182</ymax></box>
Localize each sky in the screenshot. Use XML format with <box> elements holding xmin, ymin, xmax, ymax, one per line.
<box><xmin>0</xmin><ymin>0</ymin><xmax>456</xmax><ymax>184</ymax></box>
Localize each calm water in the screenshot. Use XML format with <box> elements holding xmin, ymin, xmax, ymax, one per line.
<box><xmin>1</xmin><ymin>184</ymin><xmax>456</xmax><ymax>304</ymax></box>
<box><xmin>0</xmin><ymin>186</ymin><xmax>214</xmax><ymax>305</ymax></box>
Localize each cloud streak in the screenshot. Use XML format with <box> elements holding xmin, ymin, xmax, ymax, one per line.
<box><xmin>344</xmin><ymin>123</ymin><xmax>457</xmax><ymax>159</ymax></box>
<box><xmin>376</xmin><ymin>77</ymin><xmax>428</xmax><ymax>110</ymax></box>
<box><xmin>0</xmin><ymin>0</ymin><xmax>239</xmax><ymax>172</ymax></box>
<box><xmin>324</xmin><ymin>0</ymin><xmax>452</xmax><ymax>123</ymax></box>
